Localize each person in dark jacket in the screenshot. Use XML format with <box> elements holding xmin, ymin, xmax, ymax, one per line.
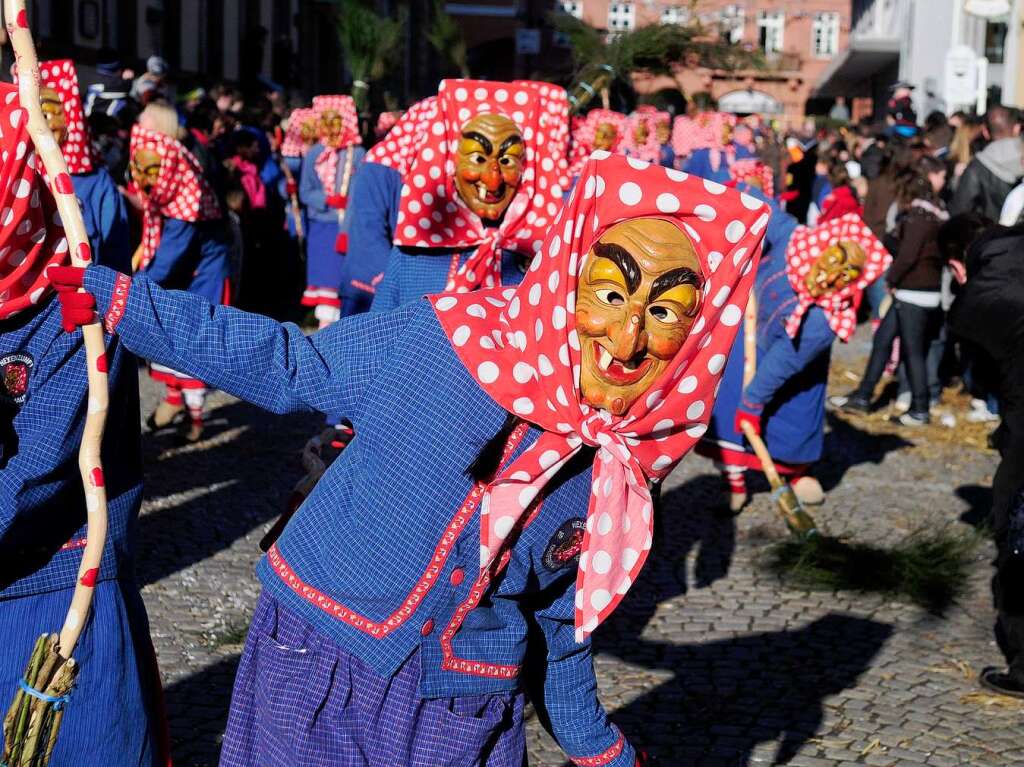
<box><xmin>949</xmin><ymin>107</ymin><xmax>1023</xmax><ymax>220</ymax></box>
<box><xmin>837</xmin><ymin>156</ymin><xmax>949</xmax><ymax>424</ymax></box>
<box><xmin>948</xmin><ymin>223</ymin><xmax>1024</xmax><ymax>699</ymax></box>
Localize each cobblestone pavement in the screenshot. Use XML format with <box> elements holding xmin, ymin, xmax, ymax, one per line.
<box><xmin>137</xmin><ymin>331</ymin><xmax>1021</xmax><ymax>767</ymax></box>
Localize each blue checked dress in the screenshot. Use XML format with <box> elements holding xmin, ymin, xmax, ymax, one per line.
<box><xmin>0</xmin><ymin>293</ymin><xmax>162</xmax><ymax>766</ymax></box>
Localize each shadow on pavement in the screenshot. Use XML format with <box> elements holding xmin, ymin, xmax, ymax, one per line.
<box><xmin>136</xmin><ymin>400</ymin><xmax>320</xmax><ymax>586</ymax></box>
<box><xmin>163</xmin><ymin>654</ymin><xmax>242</xmax><ymax>767</ymax></box>
<box><xmin>955</xmin><ymin>484</ymin><xmax>993</xmax><ymax>530</ymax></box>
<box><xmin>817</xmin><ymin>412</ymin><xmax>913</xmax><ymax>493</ymax></box>
<box><xmin>592</xmin><ymin>613</ymin><xmax>893</xmax><ymax>766</ymax></box>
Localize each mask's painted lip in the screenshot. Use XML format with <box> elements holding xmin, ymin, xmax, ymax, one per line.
<box><xmin>589</xmin><ymin>341</ymin><xmax>653</xmax><ymax>386</ymax></box>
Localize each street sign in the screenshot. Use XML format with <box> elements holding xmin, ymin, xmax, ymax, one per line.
<box><xmin>944</xmin><ymin>44</ymin><xmax>979</xmax><ymax>108</ymax></box>
<box><xmin>516</xmin><ymin>29</ymin><xmax>541</xmax><ymax>55</ymax></box>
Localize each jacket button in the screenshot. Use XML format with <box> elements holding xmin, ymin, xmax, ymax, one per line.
<box><xmin>420</xmin><ymin>619</ymin><xmax>434</xmax><ymax>636</ymax></box>
<box><xmin>449</xmin><ymin>567</ymin><xmax>465</xmax><ymax>586</ymax></box>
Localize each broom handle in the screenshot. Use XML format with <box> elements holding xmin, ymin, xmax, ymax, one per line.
<box><xmin>739</xmin><ymin>421</ymin><xmax>785</xmax><ymax>490</ymax></box>
<box><xmin>6</xmin><ymin>0</ymin><xmax>110</xmax><ymax>659</ymax></box>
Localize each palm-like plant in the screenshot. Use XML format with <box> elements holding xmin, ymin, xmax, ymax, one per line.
<box><xmin>553</xmin><ymin>5</ymin><xmax>762</xmax><ymax>113</ymax></box>
<box><xmin>426</xmin><ymin>0</ymin><xmax>470</xmax><ymax>78</ymax></box>
<box><xmin>335</xmin><ymin>0</ymin><xmax>404</xmax><ymax>112</ymax></box>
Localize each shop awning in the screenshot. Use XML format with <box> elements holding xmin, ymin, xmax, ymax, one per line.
<box><xmin>814</xmin><ymin>39</ymin><xmax>900</xmax><ymax>97</ymax></box>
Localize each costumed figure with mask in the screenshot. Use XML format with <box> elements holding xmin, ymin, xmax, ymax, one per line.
<box><xmin>32</xmin><ymin>59</ymin><xmax>131</xmax><ymax>272</ymax></box>
<box><xmin>278</xmin><ymin>107</ymin><xmax>317</xmax><ymax>244</ymax></box>
<box><xmin>339</xmin><ymin>97</ymin><xmax>437</xmax><ymax>318</ymax></box>
<box><xmin>130</xmin><ymin>124</ymin><xmax>230</xmax><ymax>443</ymax></box>
<box><xmin>568</xmin><ymin>108</ymin><xmax>629</xmax><ymax>177</ymax></box>
<box><xmin>627</xmin><ymin>106</ymin><xmax>673</xmax><ymax>168</ymax></box>
<box><xmin>730</xmin><ymin>158</ymin><xmax>775</xmax><ymax>198</ymax></box>
<box><xmin>371</xmin><ymin>80</ymin><xmax>568</xmax><ymax>313</ymax></box>
<box><xmin>0</xmin><ymin>83</ymin><xmax>167</xmax><ymax>766</ymax></box>
<box><xmin>683</xmin><ymin>123</ymin><xmax>757</xmax><ymax>185</ymax></box>
<box><xmin>299</xmin><ymin>95</ymin><xmax>365</xmax><ymax>327</ymax></box>
<box><xmin>53</xmin><ymin>154</ymin><xmax>768</xmax><ymax>766</ymax></box>
<box><xmin>698</xmin><ymin>200</ymin><xmax>889</xmax><ymax>510</ymax></box>
<box><xmin>671</xmin><ymin>111</ymin><xmax>736</xmax><ymax>168</ymax></box>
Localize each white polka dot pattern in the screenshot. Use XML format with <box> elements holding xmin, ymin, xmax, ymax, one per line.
<box><xmin>784</xmin><ymin>212</ymin><xmax>892</xmax><ymax>342</ymax></box>
<box><xmin>430</xmin><ymin>153</ymin><xmax>768</xmax><ymax>640</ymax></box>
<box><xmin>0</xmin><ymin>82</ymin><xmax>69</xmax><ymax>320</ymax></box>
<box><xmin>670</xmin><ymin>112</ymin><xmax>736</xmax><ymax>157</ymax></box>
<box><xmin>311</xmin><ymin>95</ymin><xmax>361</xmax><ymax>194</ymax></box>
<box><xmin>391</xmin><ymin>80</ymin><xmax>569</xmax><ymax>293</ymax></box>
<box><xmin>568</xmin><ymin>108</ymin><xmax>630</xmax><ymax>177</ymax></box>
<box><xmin>622</xmin><ymin>107</ymin><xmax>669</xmax><ymax>164</ymax></box>
<box><xmin>129</xmin><ymin>125</ymin><xmax>222</xmax><ymax>270</ymax></box>
<box><xmin>280</xmin><ymin>107</ymin><xmax>317</xmax><ymax>158</ymax></box>
<box><xmin>30</xmin><ymin>59</ymin><xmax>94</xmax><ymax>174</ymax></box>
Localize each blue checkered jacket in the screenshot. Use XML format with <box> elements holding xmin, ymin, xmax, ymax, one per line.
<box><xmin>85</xmin><ymin>265</ymin><xmax>636</xmax><ymax>767</ymax></box>
<box><xmin>370</xmin><ymin>247</ymin><xmax>527</xmax><ymax>314</ymax></box>
<box><xmin>0</xmin><ymin>296</ymin><xmax>142</xmax><ymax>599</ymax></box>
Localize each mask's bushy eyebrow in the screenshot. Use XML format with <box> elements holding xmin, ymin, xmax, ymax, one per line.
<box><xmin>649</xmin><ymin>267</ymin><xmax>702</xmax><ymax>301</ymax></box>
<box><xmin>499</xmin><ymin>134</ymin><xmax>524</xmax><ymax>154</ymax></box>
<box><xmin>461</xmin><ymin>131</ymin><xmax>493</xmax><ymax>154</ymax></box>
<box><xmin>592</xmin><ymin>242</ymin><xmax>641</xmax><ymax>293</ymax></box>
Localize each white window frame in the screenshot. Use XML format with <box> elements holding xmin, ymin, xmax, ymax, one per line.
<box><xmin>811</xmin><ymin>11</ymin><xmax>840</xmax><ymax>59</ymax></box>
<box><xmin>560</xmin><ymin>0</ymin><xmax>583</xmax><ymax>20</ymax></box>
<box><xmin>661</xmin><ymin>4</ymin><xmax>689</xmax><ymax>26</ymax></box>
<box><xmin>720</xmin><ymin>4</ymin><xmax>745</xmax><ymax>45</ymax></box>
<box><xmin>757</xmin><ymin>10</ymin><xmax>785</xmax><ymax>55</ymax></box>
<box><xmin>607</xmin><ymin>2</ymin><xmax>635</xmax><ymax>32</ymax></box>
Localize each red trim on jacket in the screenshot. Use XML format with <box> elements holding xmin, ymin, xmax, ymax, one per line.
<box><xmin>572</xmin><ymin>732</ymin><xmax>626</xmax><ymax>766</ymax></box>
<box><xmin>104</xmin><ymin>273</ymin><xmax>132</xmax><ymax>334</ymax></box>
<box><xmin>266</xmin><ymin>422</ymin><xmax>531</xmax><ymax>638</ymax></box>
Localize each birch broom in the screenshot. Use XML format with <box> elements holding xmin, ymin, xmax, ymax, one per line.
<box><xmin>1</xmin><ymin>1</ymin><xmax>111</xmax><ymax>763</ymax></box>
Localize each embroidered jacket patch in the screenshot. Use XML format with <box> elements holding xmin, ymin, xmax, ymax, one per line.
<box><xmin>0</xmin><ymin>353</ymin><xmax>33</xmax><ymax>405</ymax></box>
<box><xmin>542</xmin><ymin>518</ymin><xmax>586</xmax><ymax>573</ymax></box>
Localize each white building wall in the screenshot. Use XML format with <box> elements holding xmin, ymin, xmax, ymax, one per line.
<box><xmin>901</xmin><ymin>0</ymin><xmax>955</xmax><ymax>115</ymax></box>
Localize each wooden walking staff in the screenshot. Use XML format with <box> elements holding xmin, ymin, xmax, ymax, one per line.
<box><xmin>2</xmin><ymin>1</ymin><xmax>110</xmax><ymax>764</ymax></box>
<box><xmin>738</xmin><ymin>292</ymin><xmax>818</xmax><ymax>539</ymax></box>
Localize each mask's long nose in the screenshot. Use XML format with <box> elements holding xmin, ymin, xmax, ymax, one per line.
<box><xmin>611</xmin><ymin>311</ymin><xmax>646</xmax><ymax>361</ymax></box>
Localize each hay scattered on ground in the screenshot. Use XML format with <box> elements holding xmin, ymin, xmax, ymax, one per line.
<box><xmin>827</xmin><ymin>360</ymin><xmax>997</xmax><ymax>456</ymax></box>
<box><xmin>763</xmin><ymin>529</ymin><xmax>979</xmax><ymax>614</ymax></box>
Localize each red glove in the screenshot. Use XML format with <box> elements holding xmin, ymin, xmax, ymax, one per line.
<box><xmin>326</xmin><ymin>193</ymin><xmax>348</xmax><ymax>209</ymax></box>
<box><xmin>734</xmin><ymin>408</ymin><xmax>761</xmax><ymax>437</ymax></box>
<box><xmin>49</xmin><ymin>265</ymin><xmax>97</xmax><ymax>332</ymax></box>
<box><xmin>285</xmin><ymin>179</ymin><xmax>298</xmax><ymax>196</ymax></box>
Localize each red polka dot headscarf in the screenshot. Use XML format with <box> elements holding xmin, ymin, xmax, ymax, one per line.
<box><xmin>129</xmin><ymin>125</ymin><xmax>221</xmax><ymax>270</ymax></box>
<box><xmin>514</xmin><ymin>80</ymin><xmax>572</xmax><ymax>193</ymax></box>
<box><xmin>281</xmin><ymin>107</ymin><xmax>317</xmax><ymax>158</ymax></box>
<box><xmin>37</xmin><ymin>59</ymin><xmax>94</xmax><ymax>175</ymax></box>
<box><xmin>569</xmin><ymin>108</ymin><xmax>629</xmax><ymax>176</ymax></box>
<box><xmin>784</xmin><ymin>212</ymin><xmax>891</xmax><ymax>342</ymax></box>
<box><xmin>312</xmin><ymin>95</ymin><xmax>362</xmax><ymax>196</ymax></box>
<box><xmin>393</xmin><ymin>80</ymin><xmax>566</xmax><ymax>293</ymax></box>
<box><xmin>730</xmin><ymin>158</ymin><xmax>775</xmax><ymax>198</ymax></box>
<box><xmin>0</xmin><ymin>85</ymin><xmax>69</xmax><ymax>321</ymax></box>
<box><xmin>625</xmin><ymin>108</ymin><xmax>669</xmax><ymax>164</ymax></box>
<box><xmin>312</xmin><ymin>95</ymin><xmax>361</xmax><ymax>149</ymax></box>
<box><xmin>365</xmin><ymin>96</ymin><xmax>438</xmax><ymax>173</ymax></box>
<box><xmin>431</xmin><ymin>153</ymin><xmax>769</xmax><ymax>640</ymax></box>
<box><xmin>671</xmin><ymin>112</ymin><xmax>736</xmax><ymax>158</ymax></box>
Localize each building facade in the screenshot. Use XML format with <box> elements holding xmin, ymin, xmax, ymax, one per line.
<box><xmin>816</xmin><ymin>0</ymin><xmax>1024</xmax><ymax>118</ymax></box>
<box><xmin>567</xmin><ymin>0</ymin><xmax>852</xmax><ymax>126</ymax></box>
<box><xmin>3</xmin><ymin>0</ymin><xmax>354</xmax><ymax>97</ymax></box>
